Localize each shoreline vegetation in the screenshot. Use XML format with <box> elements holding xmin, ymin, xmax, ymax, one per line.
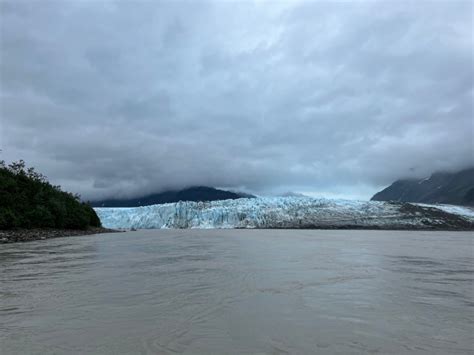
<box><xmin>0</xmin><ymin>160</ymin><xmax>109</xmax><ymax>243</ymax></box>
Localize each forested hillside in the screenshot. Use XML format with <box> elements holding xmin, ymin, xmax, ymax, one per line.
<box><xmin>0</xmin><ymin>160</ymin><xmax>101</xmax><ymax>229</ymax></box>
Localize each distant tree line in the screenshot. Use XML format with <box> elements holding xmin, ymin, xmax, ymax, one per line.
<box><xmin>0</xmin><ymin>160</ymin><xmax>101</xmax><ymax>229</ymax></box>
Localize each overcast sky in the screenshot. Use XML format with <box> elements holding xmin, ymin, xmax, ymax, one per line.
<box><xmin>1</xmin><ymin>0</ymin><xmax>473</xmax><ymax>200</ymax></box>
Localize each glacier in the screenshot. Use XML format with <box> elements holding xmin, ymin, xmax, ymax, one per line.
<box><xmin>94</xmin><ymin>197</ymin><xmax>474</xmax><ymax>230</ymax></box>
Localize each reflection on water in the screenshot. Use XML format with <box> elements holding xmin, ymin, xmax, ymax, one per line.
<box><xmin>1</xmin><ymin>230</ymin><xmax>473</xmax><ymax>354</ymax></box>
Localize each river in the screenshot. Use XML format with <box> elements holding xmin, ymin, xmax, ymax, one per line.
<box><xmin>1</xmin><ymin>229</ymin><xmax>473</xmax><ymax>354</ymax></box>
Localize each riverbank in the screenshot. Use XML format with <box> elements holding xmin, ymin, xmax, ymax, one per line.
<box><xmin>0</xmin><ymin>227</ymin><xmax>120</xmax><ymax>243</ymax></box>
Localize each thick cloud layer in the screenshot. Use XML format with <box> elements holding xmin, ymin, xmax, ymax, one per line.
<box><xmin>1</xmin><ymin>0</ymin><xmax>472</xmax><ymax>200</ymax></box>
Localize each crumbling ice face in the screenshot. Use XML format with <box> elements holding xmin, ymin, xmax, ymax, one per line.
<box><xmin>95</xmin><ymin>197</ymin><xmax>474</xmax><ymax>230</ymax></box>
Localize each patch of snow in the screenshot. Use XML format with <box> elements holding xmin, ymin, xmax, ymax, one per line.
<box><xmin>418</xmin><ymin>176</ymin><xmax>430</xmax><ymax>184</ymax></box>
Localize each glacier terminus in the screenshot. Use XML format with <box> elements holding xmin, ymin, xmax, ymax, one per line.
<box><xmin>95</xmin><ymin>197</ymin><xmax>474</xmax><ymax>230</ymax></box>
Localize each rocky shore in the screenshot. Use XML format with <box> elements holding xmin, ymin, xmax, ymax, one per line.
<box><xmin>0</xmin><ymin>227</ymin><xmax>119</xmax><ymax>243</ymax></box>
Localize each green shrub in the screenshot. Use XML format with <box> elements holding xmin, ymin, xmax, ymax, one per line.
<box><xmin>0</xmin><ymin>160</ymin><xmax>101</xmax><ymax>230</ymax></box>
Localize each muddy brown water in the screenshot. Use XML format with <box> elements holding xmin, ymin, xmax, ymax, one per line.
<box><xmin>1</xmin><ymin>229</ymin><xmax>473</xmax><ymax>354</ymax></box>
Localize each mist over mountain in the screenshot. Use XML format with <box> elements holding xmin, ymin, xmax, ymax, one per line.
<box><xmin>371</xmin><ymin>167</ymin><xmax>474</xmax><ymax>206</ymax></box>
<box><xmin>1</xmin><ymin>0</ymin><xmax>472</xmax><ymax>200</ymax></box>
<box><xmin>90</xmin><ymin>186</ymin><xmax>254</xmax><ymax>207</ymax></box>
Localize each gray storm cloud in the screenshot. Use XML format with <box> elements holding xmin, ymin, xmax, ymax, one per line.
<box><xmin>1</xmin><ymin>0</ymin><xmax>472</xmax><ymax>200</ymax></box>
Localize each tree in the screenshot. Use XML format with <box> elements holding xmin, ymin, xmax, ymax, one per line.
<box><xmin>0</xmin><ymin>161</ymin><xmax>101</xmax><ymax>230</ymax></box>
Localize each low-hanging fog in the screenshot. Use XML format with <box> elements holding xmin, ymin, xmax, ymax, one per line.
<box><xmin>1</xmin><ymin>0</ymin><xmax>472</xmax><ymax>200</ymax></box>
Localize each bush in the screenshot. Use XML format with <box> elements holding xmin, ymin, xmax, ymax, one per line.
<box><xmin>0</xmin><ymin>160</ymin><xmax>101</xmax><ymax>230</ymax></box>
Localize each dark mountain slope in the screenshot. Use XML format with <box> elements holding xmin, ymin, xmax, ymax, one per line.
<box><xmin>91</xmin><ymin>186</ymin><xmax>255</xmax><ymax>207</ymax></box>
<box><xmin>371</xmin><ymin>167</ymin><xmax>474</xmax><ymax>206</ymax></box>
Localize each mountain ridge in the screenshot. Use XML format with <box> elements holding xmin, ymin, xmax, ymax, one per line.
<box><xmin>90</xmin><ymin>186</ymin><xmax>255</xmax><ymax>207</ymax></box>
<box><xmin>371</xmin><ymin>167</ymin><xmax>474</xmax><ymax>206</ymax></box>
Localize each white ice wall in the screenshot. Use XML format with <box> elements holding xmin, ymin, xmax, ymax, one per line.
<box><xmin>94</xmin><ymin>197</ymin><xmax>472</xmax><ymax>229</ymax></box>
